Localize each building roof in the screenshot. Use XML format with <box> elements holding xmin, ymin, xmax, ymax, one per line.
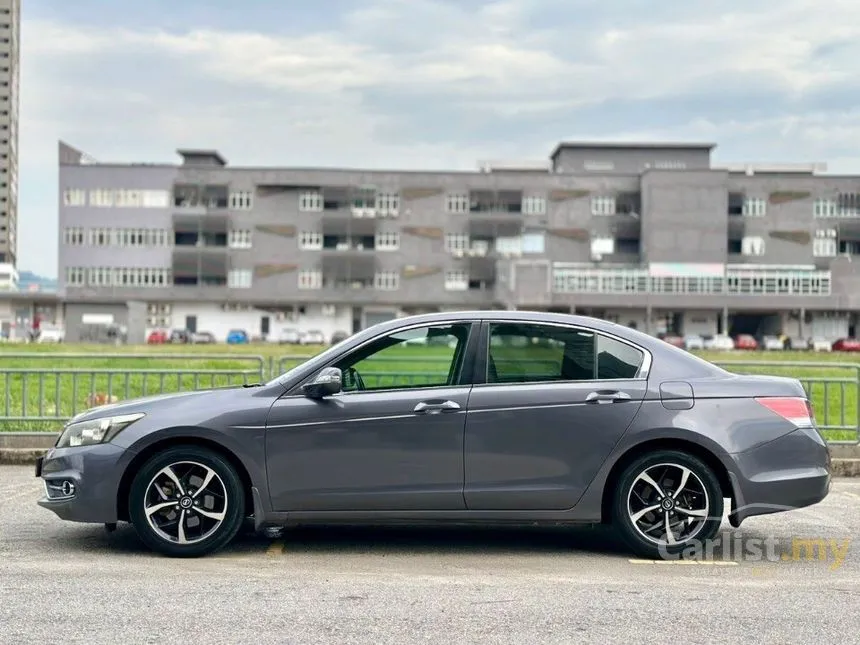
<box><xmin>176</xmin><ymin>149</ymin><xmax>228</xmax><ymax>167</ymax></box>
<box><xmin>549</xmin><ymin>140</ymin><xmax>717</xmax><ymax>160</ymax></box>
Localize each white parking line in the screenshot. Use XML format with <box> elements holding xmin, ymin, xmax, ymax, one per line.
<box><xmin>628</xmin><ymin>559</ymin><xmax>738</xmax><ymax>566</ymax></box>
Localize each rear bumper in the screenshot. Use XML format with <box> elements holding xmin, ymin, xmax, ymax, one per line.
<box><xmin>728</xmin><ymin>426</ymin><xmax>831</xmax><ymax>526</ymax></box>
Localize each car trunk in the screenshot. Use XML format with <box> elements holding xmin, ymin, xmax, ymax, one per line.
<box><xmin>688</xmin><ymin>374</ymin><xmax>807</xmax><ymax>400</ymax></box>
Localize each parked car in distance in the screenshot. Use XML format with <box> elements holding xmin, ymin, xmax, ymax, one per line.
<box><xmin>35</xmin><ymin>311</ymin><xmax>831</xmax><ymax>560</ymax></box>
<box><xmin>832</xmin><ymin>338</ymin><xmax>860</xmax><ymax>352</ymax></box>
<box><xmin>812</xmin><ymin>338</ymin><xmax>833</xmax><ymax>352</ymax></box>
<box><xmin>169</xmin><ymin>329</ymin><xmax>191</xmax><ymax>344</ymax></box>
<box><xmin>301</xmin><ymin>329</ymin><xmax>326</xmax><ymax>345</ymax></box>
<box><xmin>146</xmin><ymin>329</ymin><xmax>168</xmax><ymax>344</ymax></box>
<box><xmin>683</xmin><ymin>334</ymin><xmax>704</xmax><ymax>351</ymax></box>
<box><xmin>36</xmin><ymin>324</ymin><xmax>65</xmax><ymax>343</ymax></box>
<box><xmin>788</xmin><ymin>337</ymin><xmax>811</xmax><ymax>351</ymax></box>
<box><xmin>226</xmin><ymin>329</ymin><xmax>249</xmax><ymax>344</ymax></box>
<box><xmin>704</xmin><ymin>334</ymin><xmax>735</xmax><ymax>351</ymax></box>
<box><xmin>277</xmin><ymin>328</ymin><xmax>302</xmax><ymax>345</ymax></box>
<box><xmin>190</xmin><ymin>331</ymin><xmax>215</xmax><ymax>344</ymax></box>
<box><xmin>734</xmin><ymin>334</ymin><xmax>758</xmax><ymax>350</ymax></box>
<box><xmin>762</xmin><ymin>336</ymin><xmax>784</xmax><ymax>351</ymax></box>
<box><xmin>330</xmin><ymin>330</ymin><xmax>350</xmax><ymax>345</ymax></box>
<box><xmin>658</xmin><ymin>334</ymin><xmax>684</xmax><ymax>348</ymax></box>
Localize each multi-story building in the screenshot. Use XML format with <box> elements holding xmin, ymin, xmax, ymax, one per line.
<box><xmin>0</xmin><ymin>0</ymin><xmax>19</xmax><ymax>267</ymax></box>
<box><xmin>57</xmin><ymin>139</ymin><xmax>860</xmax><ymax>344</ymax></box>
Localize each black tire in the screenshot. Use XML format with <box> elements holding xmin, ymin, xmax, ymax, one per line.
<box><xmin>611</xmin><ymin>450</ymin><xmax>723</xmax><ymax>559</ymax></box>
<box><xmin>128</xmin><ymin>445</ymin><xmax>246</xmax><ymax>558</ymax></box>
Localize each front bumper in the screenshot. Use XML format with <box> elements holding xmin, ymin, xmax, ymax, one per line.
<box><xmin>728</xmin><ymin>426</ymin><xmax>831</xmax><ymax>527</ymax></box>
<box><xmin>36</xmin><ymin>442</ymin><xmax>129</xmax><ymax>524</ymax></box>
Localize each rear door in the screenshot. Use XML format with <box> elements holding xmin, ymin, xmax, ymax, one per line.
<box><xmin>463</xmin><ymin>321</ymin><xmax>649</xmax><ymax>511</ymax></box>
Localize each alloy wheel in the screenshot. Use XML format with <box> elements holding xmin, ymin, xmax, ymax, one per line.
<box><xmin>143</xmin><ymin>461</ymin><xmax>228</xmax><ymax>545</ymax></box>
<box><xmin>626</xmin><ymin>462</ymin><xmax>710</xmax><ymax>546</ymax></box>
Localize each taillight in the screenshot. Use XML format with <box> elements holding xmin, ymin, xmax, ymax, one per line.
<box><xmin>755</xmin><ymin>397</ymin><xmax>815</xmax><ymax>427</ymax></box>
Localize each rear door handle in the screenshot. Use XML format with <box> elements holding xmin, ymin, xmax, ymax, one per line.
<box><xmin>585</xmin><ymin>390</ymin><xmax>632</xmax><ymax>404</ymax></box>
<box><xmin>414</xmin><ymin>400</ymin><xmax>461</xmax><ymax>414</ymax></box>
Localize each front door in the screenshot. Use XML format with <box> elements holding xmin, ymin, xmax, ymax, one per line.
<box><xmin>464</xmin><ymin>321</ymin><xmax>648</xmax><ymax>511</ymax></box>
<box><xmin>265</xmin><ymin>321</ymin><xmax>477</xmax><ymax>511</ymax></box>
<box><xmin>185</xmin><ymin>315</ymin><xmax>197</xmax><ymax>333</ymax></box>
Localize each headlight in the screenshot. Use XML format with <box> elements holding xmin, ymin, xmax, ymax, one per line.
<box><xmin>56</xmin><ymin>413</ymin><xmax>145</xmax><ymax>448</ymax></box>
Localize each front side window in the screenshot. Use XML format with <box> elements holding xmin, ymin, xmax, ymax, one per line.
<box><xmin>486</xmin><ymin>323</ymin><xmax>644</xmax><ymax>384</ymax></box>
<box><xmin>334</xmin><ymin>323</ymin><xmax>471</xmax><ymax>392</ymax></box>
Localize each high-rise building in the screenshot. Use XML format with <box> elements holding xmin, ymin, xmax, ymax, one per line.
<box><xmin>0</xmin><ymin>0</ymin><xmax>19</xmax><ymax>269</ymax></box>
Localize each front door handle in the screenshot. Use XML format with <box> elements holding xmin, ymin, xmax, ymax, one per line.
<box><xmin>414</xmin><ymin>400</ymin><xmax>461</xmax><ymax>414</ymax></box>
<box><xmin>585</xmin><ymin>390</ymin><xmax>632</xmax><ymax>404</ymax></box>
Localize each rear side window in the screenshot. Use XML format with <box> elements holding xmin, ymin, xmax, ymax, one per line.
<box><xmin>486</xmin><ymin>323</ymin><xmax>644</xmax><ymax>384</ymax></box>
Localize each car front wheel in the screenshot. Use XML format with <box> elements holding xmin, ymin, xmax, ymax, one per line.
<box><xmin>128</xmin><ymin>446</ymin><xmax>246</xmax><ymax>557</ymax></box>
<box><xmin>612</xmin><ymin>450</ymin><xmax>723</xmax><ymax>559</ymax></box>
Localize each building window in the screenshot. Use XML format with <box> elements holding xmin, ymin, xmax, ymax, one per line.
<box><xmin>522</xmin><ymin>232</ymin><xmax>546</xmax><ymax>254</ymax></box>
<box><xmin>114</xmin><ymin>190</ymin><xmax>142</xmax><ymax>207</ymax></box>
<box><xmin>444</xmin><ymin>233</ymin><xmax>469</xmax><ymax>254</ymax></box>
<box><xmin>141</xmin><ymin>190</ymin><xmax>170</xmax><ymax>208</ymax></box>
<box><xmin>444</xmin><ymin>270</ymin><xmax>468</xmax><ymax>291</ymax></box>
<box><xmin>89</xmin><ymin>228</ymin><xmax>112</xmax><ymax>246</ymax></box>
<box><xmin>298</xmin><ymin>269</ymin><xmax>322</xmax><ymax>289</ymax></box>
<box><xmin>522</xmin><ymin>195</ymin><xmax>547</xmax><ymax>216</ymax></box>
<box><xmin>89</xmin><ymin>190</ymin><xmax>114</xmax><ymax>207</ymax></box>
<box><xmin>66</xmin><ymin>267</ymin><xmax>85</xmax><ymax>286</ymax></box>
<box><xmin>375</xmin><ymin>192</ymin><xmax>400</xmax><ymax>217</ymax></box>
<box><xmin>741</xmin><ymin>236</ymin><xmax>766</xmax><ymax>256</ymax></box>
<box><xmin>374</xmin><ymin>271</ymin><xmax>400</xmax><ymax>290</ymax></box>
<box><xmin>113</xmin><ymin>267</ymin><xmax>171</xmax><ymax>287</ymax></box>
<box><xmin>227</xmin><ymin>269</ymin><xmax>253</xmax><ymax>288</ymax></box>
<box><xmin>742</xmin><ymin>198</ymin><xmax>767</xmax><ymax>217</ymax></box>
<box><xmin>446</xmin><ymin>193</ymin><xmax>470</xmax><ymax>214</ymax></box>
<box><xmin>228</xmin><ymin>229</ymin><xmax>253</xmax><ymax>249</ymax></box>
<box><xmin>813</xmin><ymin>229</ymin><xmax>837</xmax><ymax>257</ymax></box>
<box><xmin>591</xmin><ymin>196</ymin><xmax>616</xmax><ymax>216</ymax></box>
<box><xmin>495</xmin><ymin>236</ymin><xmax>522</xmax><ymax>256</ymax></box>
<box><xmin>87</xmin><ymin>267</ymin><xmax>114</xmax><ymax>287</ymax></box>
<box><xmin>298</xmin><ymin>231</ymin><xmax>323</xmax><ymax>250</ymax></box>
<box><xmin>813</xmin><ymin>199</ymin><xmax>838</xmax><ymax>218</ymax></box>
<box><xmin>63</xmin><ymin>227</ymin><xmax>85</xmax><ymax>246</ymax></box>
<box><xmin>116</xmin><ymin>228</ymin><xmax>170</xmax><ymax>247</ymax></box>
<box><xmin>375</xmin><ymin>231</ymin><xmax>400</xmax><ymax>251</ymax></box>
<box><xmin>299</xmin><ymin>191</ymin><xmax>323</xmax><ymax>212</ymax></box>
<box><xmin>591</xmin><ymin>237</ymin><xmax>615</xmax><ymax>257</ymax></box>
<box><xmin>62</xmin><ymin>189</ymin><xmax>86</xmax><ymax>206</ymax></box>
<box><xmin>229</xmin><ymin>191</ymin><xmax>253</xmax><ymax>210</ymax></box>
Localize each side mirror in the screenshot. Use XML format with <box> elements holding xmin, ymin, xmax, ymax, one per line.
<box><xmin>301</xmin><ymin>367</ymin><xmax>343</xmax><ymax>399</ymax></box>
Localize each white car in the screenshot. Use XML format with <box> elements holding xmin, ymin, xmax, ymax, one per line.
<box><xmin>762</xmin><ymin>336</ymin><xmax>784</xmax><ymax>351</ymax></box>
<box><xmin>812</xmin><ymin>338</ymin><xmax>832</xmax><ymax>352</ymax></box>
<box><xmin>277</xmin><ymin>328</ymin><xmax>302</xmax><ymax>345</ymax></box>
<box><xmin>301</xmin><ymin>329</ymin><xmax>326</xmax><ymax>345</ymax></box>
<box><xmin>705</xmin><ymin>334</ymin><xmax>735</xmax><ymax>351</ymax></box>
<box><xmin>36</xmin><ymin>324</ymin><xmax>65</xmax><ymax>343</ymax></box>
<box><xmin>683</xmin><ymin>335</ymin><xmax>704</xmax><ymax>351</ymax></box>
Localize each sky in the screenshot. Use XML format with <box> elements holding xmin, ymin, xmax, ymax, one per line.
<box><xmin>18</xmin><ymin>0</ymin><xmax>860</xmax><ymax>277</ymax></box>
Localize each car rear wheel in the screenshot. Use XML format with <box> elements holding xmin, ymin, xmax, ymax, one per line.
<box><xmin>128</xmin><ymin>446</ymin><xmax>245</xmax><ymax>558</ymax></box>
<box><xmin>612</xmin><ymin>450</ymin><xmax>723</xmax><ymax>559</ymax></box>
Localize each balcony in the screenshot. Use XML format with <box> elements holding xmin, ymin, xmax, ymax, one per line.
<box><xmin>552</xmin><ymin>264</ymin><xmax>831</xmax><ymax>296</ymax></box>
<box><xmin>171</xmin><ymin>251</ymin><xmax>228</xmax><ymax>287</ymax></box>
<box><xmin>172</xmin><ymin>184</ymin><xmax>229</xmax><ymax>210</ymax></box>
<box><xmin>321</xmin><ymin>235</ymin><xmax>376</xmax><ymax>254</ymax></box>
<box><xmin>467</xmin><ymin>190</ymin><xmax>523</xmax><ymax>229</ymax></box>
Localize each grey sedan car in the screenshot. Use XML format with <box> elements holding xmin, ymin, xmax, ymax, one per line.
<box><xmin>36</xmin><ymin>311</ymin><xmax>831</xmax><ymax>559</ymax></box>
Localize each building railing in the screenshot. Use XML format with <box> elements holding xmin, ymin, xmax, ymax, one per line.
<box><xmin>552</xmin><ymin>265</ymin><xmax>832</xmax><ymax>296</ymax></box>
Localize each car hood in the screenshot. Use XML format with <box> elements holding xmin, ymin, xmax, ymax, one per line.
<box><xmin>66</xmin><ymin>388</ymin><xmax>230</xmax><ymax>424</ymax></box>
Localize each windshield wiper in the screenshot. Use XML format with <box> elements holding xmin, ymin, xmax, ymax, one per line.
<box><xmin>242</xmin><ymin>383</ymin><xmax>264</xmax><ymax>388</ymax></box>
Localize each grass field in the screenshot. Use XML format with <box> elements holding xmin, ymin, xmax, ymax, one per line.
<box><xmin>0</xmin><ymin>342</ymin><xmax>858</xmax><ymax>442</ymax></box>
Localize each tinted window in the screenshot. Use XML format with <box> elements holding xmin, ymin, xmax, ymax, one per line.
<box><xmin>335</xmin><ymin>323</ymin><xmax>471</xmax><ymax>392</ymax></box>
<box><xmin>486</xmin><ymin>323</ymin><xmax>644</xmax><ymax>384</ymax></box>
<box><xmin>597</xmin><ymin>334</ymin><xmax>644</xmax><ymax>379</ymax></box>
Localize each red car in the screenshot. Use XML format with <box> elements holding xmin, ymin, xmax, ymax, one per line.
<box><xmin>734</xmin><ymin>334</ymin><xmax>758</xmax><ymax>350</ymax></box>
<box><xmin>147</xmin><ymin>329</ymin><xmax>168</xmax><ymax>344</ymax></box>
<box><xmin>832</xmin><ymin>338</ymin><xmax>860</xmax><ymax>352</ymax></box>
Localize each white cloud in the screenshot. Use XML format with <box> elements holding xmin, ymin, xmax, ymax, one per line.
<box><xmin>16</xmin><ymin>0</ymin><xmax>860</xmax><ymax>275</ymax></box>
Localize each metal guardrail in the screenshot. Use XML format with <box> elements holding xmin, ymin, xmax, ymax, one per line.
<box><xmin>0</xmin><ymin>353</ymin><xmax>856</xmax><ymax>444</ymax></box>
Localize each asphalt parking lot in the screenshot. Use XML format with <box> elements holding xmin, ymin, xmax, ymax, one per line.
<box><xmin>1</xmin><ymin>466</ymin><xmax>858</xmax><ymax>645</ymax></box>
